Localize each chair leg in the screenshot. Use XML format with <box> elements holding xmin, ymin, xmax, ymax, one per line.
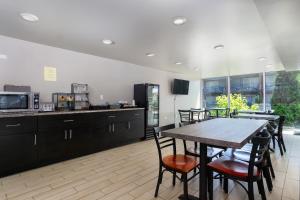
<box><xmin>267</xmin><ymin>155</ymin><xmax>276</xmax><ymax>179</ymax></box>
<box><xmin>262</xmin><ymin>167</ymin><xmax>273</xmax><ymax>192</ymax></box>
<box><xmin>155</xmin><ymin>166</ymin><xmax>163</xmax><ymax>197</ymax></box>
<box><xmin>248</xmin><ymin>181</ymin><xmax>254</xmax><ymax>200</ymax></box>
<box><xmin>223</xmin><ymin>177</ymin><xmax>228</xmax><ymax>193</ymax></box>
<box><xmin>272</xmin><ymin>137</ymin><xmax>276</xmax><ymax>149</ymax></box>
<box><xmin>172</xmin><ymin>171</ymin><xmax>176</xmax><ymax>186</ymax></box>
<box><xmin>257</xmin><ymin>179</ymin><xmax>267</xmax><ymax>200</ymax></box>
<box><xmin>182</xmin><ymin>173</ymin><xmax>189</xmax><ymax>200</ymax></box>
<box><xmin>281</xmin><ymin>138</ymin><xmax>287</xmax><ymax>152</ymax></box>
<box><xmin>277</xmin><ymin>138</ymin><xmax>284</xmax><ymax>156</ymax></box>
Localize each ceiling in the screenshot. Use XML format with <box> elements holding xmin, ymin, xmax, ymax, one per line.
<box><xmin>0</xmin><ymin>0</ymin><xmax>298</xmax><ymax>78</ymax></box>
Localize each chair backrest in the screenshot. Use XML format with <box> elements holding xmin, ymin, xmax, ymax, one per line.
<box><xmin>153</xmin><ymin>124</ymin><xmax>176</xmax><ymax>163</ymax></box>
<box><xmin>248</xmin><ymin>129</ymin><xmax>271</xmax><ymax>178</ymax></box>
<box><xmin>178</xmin><ymin>110</ymin><xmax>191</xmax><ymax>122</ymax></box>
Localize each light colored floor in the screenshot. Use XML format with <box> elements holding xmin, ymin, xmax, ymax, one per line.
<box><xmin>0</xmin><ymin>134</ymin><xmax>299</xmax><ymax>200</ymax></box>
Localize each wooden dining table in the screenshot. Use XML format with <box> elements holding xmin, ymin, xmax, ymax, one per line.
<box><xmin>162</xmin><ymin>118</ymin><xmax>268</xmax><ymax>200</ymax></box>
<box><xmin>232</xmin><ymin>113</ymin><xmax>280</xmax><ymax>121</ymax></box>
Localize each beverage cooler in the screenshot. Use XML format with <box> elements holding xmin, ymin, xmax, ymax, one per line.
<box><xmin>134</xmin><ymin>83</ymin><xmax>159</xmax><ymax>140</ymax></box>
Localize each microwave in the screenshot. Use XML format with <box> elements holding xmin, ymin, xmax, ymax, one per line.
<box><xmin>0</xmin><ymin>92</ymin><xmax>40</xmax><ymax>112</ymax></box>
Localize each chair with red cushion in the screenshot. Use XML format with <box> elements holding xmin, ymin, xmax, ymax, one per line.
<box><xmin>207</xmin><ymin>131</ymin><xmax>271</xmax><ymax>200</ymax></box>
<box><xmin>153</xmin><ymin>125</ymin><xmax>200</xmax><ymax>199</ymax></box>
<box><xmin>223</xmin><ymin>132</ymin><xmax>275</xmax><ymax>192</ymax></box>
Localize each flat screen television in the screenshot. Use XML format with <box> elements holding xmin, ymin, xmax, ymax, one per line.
<box><xmin>172</xmin><ymin>79</ymin><xmax>189</xmax><ymax>95</ymax></box>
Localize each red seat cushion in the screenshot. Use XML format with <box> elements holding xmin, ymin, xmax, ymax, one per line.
<box><xmin>162</xmin><ymin>154</ymin><xmax>199</xmax><ymax>173</ymax></box>
<box><xmin>207</xmin><ymin>156</ymin><xmax>260</xmax><ymax>180</ymax></box>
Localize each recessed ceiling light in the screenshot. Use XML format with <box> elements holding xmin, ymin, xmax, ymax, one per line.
<box><xmin>146</xmin><ymin>53</ymin><xmax>155</xmax><ymax>57</ymax></box>
<box><xmin>0</xmin><ymin>54</ymin><xmax>7</xmax><ymax>60</ymax></box>
<box><xmin>102</xmin><ymin>39</ymin><xmax>115</xmax><ymax>45</ymax></box>
<box><xmin>194</xmin><ymin>67</ymin><xmax>200</xmax><ymax>71</ymax></box>
<box><xmin>175</xmin><ymin>62</ymin><xmax>182</xmax><ymax>65</ymax></box>
<box><xmin>258</xmin><ymin>57</ymin><xmax>267</xmax><ymax>61</ymax></box>
<box><xmin>214</xmin><ymin>44</ymin><xmax>224</xmax><ymax>50</ymax></box>
<box><xmin>173</xmin><ymin>17</ymin><xmax>187</xmax><ymax>25</ymax></box>
<box><xmin>265</xmin><ymin>64</ymin><xmax>272</xmax><ymax>68</ymax></box>
<box><xmin>20</xmin><ymin>13</ymin><xmax>39</xmax><ymax>22</ymax></box>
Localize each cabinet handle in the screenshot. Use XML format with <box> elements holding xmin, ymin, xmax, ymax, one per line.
<box><xmin>6</xmin><ymin>123</ymin><xmax>21</xmax><ymax>127</ymax></box>
<box><xmin>34</xmin><ymin>134</ymin><xmax>37</xmax><ymax>146</ymax></box>
<box><xmin>63</xmin><ymin>119</ymin><xmax>74</xmax><ymax>123</ymax></box>
<box><xmin>108</xmin><ymin>124</ymin><xmax>111</xmax><ymax>133</ymax></box>
<box><xmin>69</xmin><ymin>129</ymin><xmax>72</xmax><ymax>139</ymax></box>
<box><xmin>64</xmin><ymin>130</ymin><xmax>68</xmax><ymax>140</ymax></box>
<box><xmin>108</xmin><ymin>115</ymin><xmax>116</xmax><ymax>118</ymax></box>
<box><xmin>112</xmin><ymin>123</ymin><xmax>115</xmax><ymax>133</ymax></box>
<box><xmin>128</xmin><ymin>121</ymin><xmax>131</xmax><ymax>129</ymax></box>
<box><xmin>134</xmin><ymin>114</ymin><xmax>140</xmax><ymax>116</ymax></box>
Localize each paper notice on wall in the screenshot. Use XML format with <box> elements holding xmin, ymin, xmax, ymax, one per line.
<box><xmin>44</xmin><ymin>66</ymin><xmax>57</xmax><ymax>81</ymax></box>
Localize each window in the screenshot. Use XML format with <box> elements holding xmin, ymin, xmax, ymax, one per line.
<box><xmin>230</xmin><ymin>73</ymin><xmax>263</xmax><ymax>110</ymax></box>
<box><xmin>203</xmin><ymin>77</ymin><xmax>227</xmax><ymax>108</ymax></box>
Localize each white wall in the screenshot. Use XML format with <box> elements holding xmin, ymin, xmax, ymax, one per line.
<box><xmin>0</xmin><ymin>35</ymin><xmax>200</xmax><ymax>126</ymax></box>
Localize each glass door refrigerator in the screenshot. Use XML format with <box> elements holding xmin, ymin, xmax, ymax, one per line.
<box><xmin>134</xmin><ymin>83</ymin><xmax>159</xmax><ymax>140</ymax></box>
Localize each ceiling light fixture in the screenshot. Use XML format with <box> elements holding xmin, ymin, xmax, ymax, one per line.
<box><xmin>20</xmin><ymin>13</ymin><xmax>39</xmax><ymax>22</ymax></box>
<box><xmin>146</xmin><ymin>53</ymin><xmax>155</xmax><ymax>57</ymax></box>
<box><xmin>214</xmin><ymin>44</ymin><xmax>224</xmax><ymax>50</ymax></box>
<box><xmin>194</xmin><ymin>67</ymin><xmax>200</xmax><ymax>71</ymax></box>
<box><xmin>173</xmin><ymin>17</ymin><xmax>187</xmax><ymax>25</ymax></box>
<box><xmin>102</xmin><ymin>39</ymin><xmax>115</xmax><ymax>45</ymax></box>
<box><xmin>175</xmin><ymin>62</ymin><xmax>182</xmax><ymax>65</ymax></box>
<box><xmin>258</xmin><ymin>57</ymin><xmax>267</xmax><ymax>62</ymax></box>
<box><xmin>0</xmin><ymin>54</ymin><xmax>8</xmax><ymax>60</ymax></box>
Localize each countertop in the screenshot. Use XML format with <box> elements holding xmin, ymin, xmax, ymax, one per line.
<box><xmin>0</xmin><ymin>107</ymin><xmax>144</xmax><ymax>118</ymax></box>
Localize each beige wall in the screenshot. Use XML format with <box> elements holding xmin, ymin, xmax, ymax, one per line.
<box><xmin>0</xmin><ymin>35</ymin><xmax>200</xmax><ymax>125</ymax></box>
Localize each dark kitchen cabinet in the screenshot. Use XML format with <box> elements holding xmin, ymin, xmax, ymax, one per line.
<box><xmin>0</xmin><ymin>109</ymin><xmax>144</xmax><ymax>177</ymax></box>
<box><xmin>37</xmin><ymin>114</ymin><xmax>92</xmax><ymax>164</ymax></box>
<box><xmin>0</xmin><ymin>117</ymin><xmax>37</xmax><ymax>176</ymax></box>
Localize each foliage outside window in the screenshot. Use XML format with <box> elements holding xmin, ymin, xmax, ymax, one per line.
<box><xmin>216</xmin><ymin>94</ymin><xmax>259</xmax><ymax>112</ymax></box>
<box><xmin>270</xmin><ymin>71</ymin><xmax>300</xmax><ymax>125</ymax></box>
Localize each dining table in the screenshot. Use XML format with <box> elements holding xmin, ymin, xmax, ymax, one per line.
<box><xmin>162</xmin><ymin>118</ymin><xmax>268</xmax><ymax>200</ymax></box>
<box><xmin>232</xmin><ymin>113</ymin><xmax>280</xmax><ymax>121</ymax></box>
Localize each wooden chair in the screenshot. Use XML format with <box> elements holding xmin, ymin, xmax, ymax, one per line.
<box><xmin>153</xmin><ymin>124</ymin><xmax>200</xmax><ymax>199</ymax></box>
<box><xmin>207</xmin><ymin>131</ymin><xmax>271</xmax><ymax>200</ymax></box>
<box><xmin>272</xmin><ymin>116</ymin><xmax>286</xmax><ymax>156</ymax></box>
<box><xmin>178</xmin><ymin>110</ymin><xmax>192</xmax><ymax>123</ymax></box>
<box><xmin>223</xmin><ymin>129</ymin><xmax>275</xmax><ymax>192</ymax></box>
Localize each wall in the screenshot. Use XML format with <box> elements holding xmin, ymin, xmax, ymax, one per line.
<box><xmin>0</xmin><ymin>35</ymin><xmax>200</xmax><ymax>126</ymax></box>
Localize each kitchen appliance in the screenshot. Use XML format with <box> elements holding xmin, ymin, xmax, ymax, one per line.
<box><xmin>52</xmin><ymin>93</ymin><xmax>75</xmax><ymax>111</ymax></box>
<box><xmin>0</xmin><ymin>92</ymin><xmax>40</xmax><ymax>112</ymax></box>
<box><xmin>134</xmin><ymin>83</ymin><xmax>159</xmax><ymax>140</ymax></box>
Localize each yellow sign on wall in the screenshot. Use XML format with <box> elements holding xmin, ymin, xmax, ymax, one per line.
<box><xmin>44</xmin><ymin>66</ymin><xmax>57</xmax><ymax>81</ymax></box>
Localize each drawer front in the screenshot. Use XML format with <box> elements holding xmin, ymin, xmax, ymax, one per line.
<box><xmin>0</xmin><ymin>117</ymin><xmax>36</xmax><ymax>135</ymax></box>
<box><xmin>38</xmin><ymin>114</ymin><xmax>89</xmax><ymax>131</ymax></box>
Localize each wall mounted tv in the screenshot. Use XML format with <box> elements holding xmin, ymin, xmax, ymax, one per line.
<box><xmin>172</xmin><ymin>79</ymin><xmax>189</xmax><ymax>95</ymax></box>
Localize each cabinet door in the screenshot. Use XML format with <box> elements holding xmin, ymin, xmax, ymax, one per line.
<box><xmin>0</xmin><ymin>132</ymin><xmax>37</xmax><ymax>176</ymax></box>
<box><xmin>38</xmin><ymin>129</ymin><xmax>67</xmax><ymax>164</ymax></box>
<box><xmin>66</xmin><ymin>127</ymin><xmax>92</xmax><ymax>158</ymax></box>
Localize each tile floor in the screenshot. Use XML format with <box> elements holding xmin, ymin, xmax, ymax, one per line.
<box><xmin>0</xmin><ymin>134</ymin><xmax>299</xmax><ymax>200</ymax></box>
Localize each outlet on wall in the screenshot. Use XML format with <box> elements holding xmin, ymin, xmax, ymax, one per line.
<box><xmin>100</xmin><ymin>94</ymin><xmax>104</xmax><ymax>100</ymax></box>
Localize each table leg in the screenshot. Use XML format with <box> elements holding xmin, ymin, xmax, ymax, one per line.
<box><xmin>200</xmin><ymin>143</ymin><xmax>208</xmax><ymax>200</ymax></box>
<box><xmin>178</xmin><ymin>143</ymin><xmax>207</xmax><ymax>200</ymax></box>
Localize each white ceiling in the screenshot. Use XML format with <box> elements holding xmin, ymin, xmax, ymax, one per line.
<box><xmin>0</xmin><ymin>0</ymin><xmax>298</xmax><ymax>78</ymax></box>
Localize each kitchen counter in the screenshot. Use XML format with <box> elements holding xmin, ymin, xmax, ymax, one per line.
<box><xmin>0</xmin><ymin>107</ymin><xmax>144</xmax><ymax>118</ymax></box>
